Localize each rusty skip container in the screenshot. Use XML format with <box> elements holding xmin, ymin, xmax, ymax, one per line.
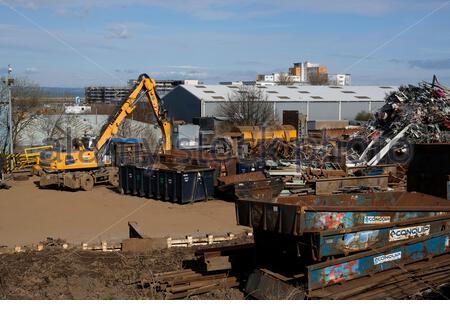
<box><xmin>160</xmin><ymin>149</ymin><xmax>237</xmax><ymax>186</ymax></box>
<box><xmin>316</xmin><ymin>218</ymin><xmax>450</xmax><ymax>258</ymax></box>
<box><xmin>234</xmin><ymin>178</ymin><xmax>285</xmax><ymax>201</ymax></box>
<box><xmin>307</xmin><ymin>231</ymin><xmax>450</xmax><ymax>290</ymax></box>
<box><xmin>236</xmin><ymin>192</ymin><xmax>450</xmax><ymax>236</ymax></box>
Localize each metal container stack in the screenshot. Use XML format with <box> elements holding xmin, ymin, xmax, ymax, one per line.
<box><xmin>236</xmin><ymin>191</ymin><xmax>450</xmax><ymax>290</ymax></box>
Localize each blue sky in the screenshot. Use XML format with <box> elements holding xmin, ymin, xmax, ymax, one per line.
<box><xmin>1</xmin><ymin>0</ymin><xmax>450</xmax><ymax>87</ymax></box>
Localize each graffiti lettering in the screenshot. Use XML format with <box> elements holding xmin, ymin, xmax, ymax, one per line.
<box><xmin>373</xmin><ymin>251</ymin><xmax>402</xmax><ymax>265</ymax></box>
<box><xmin>363</xmin><ymin>216</ymin><xmax>391</xmax><ymax>224</ymax></box>
<box><xmin>389</xmin><ymin>225</ymin><xmax>430</xmax><ymax>241</ymax></box>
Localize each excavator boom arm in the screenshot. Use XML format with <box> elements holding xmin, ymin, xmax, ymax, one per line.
<box><xmin>143</xmin><ymin>78</ymin><xmax>172</xmax><ymax>152</ymax></box>
<box><xmin>95</xmin><ymin>74</ymin><xmax>171</xmax><ymax>152</ymax></box>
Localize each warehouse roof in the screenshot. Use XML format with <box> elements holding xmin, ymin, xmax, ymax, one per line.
<box><xmin>176</xmin><ymin>84</ymin><xmax>398</xmax><ymax>102</ymax></box>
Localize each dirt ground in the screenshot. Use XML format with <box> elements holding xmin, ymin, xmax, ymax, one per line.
<box><xmin>0</xmin><ymin>246</ymin><xmax>245</xmax><ymax>300</ymax></box>
<box><xmin>1</xmin><ymin>245</ymin><xmax>447</xmax><ymax>300</ymax></box>
<box><xmin>0</xmin><ymin>177</ymin><xmax>249</xmax><ymax>248</ymax></box>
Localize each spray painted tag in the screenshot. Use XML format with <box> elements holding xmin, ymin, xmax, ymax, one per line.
<box><xmin>373</xmin><ymin>251</ymin><xmax>401</xmax><ymax>265</ymax></box>
<box><xmin>363</xmin><ymin>216</ymin><xmax>391</xmax><ymax>224</ymax></box>
<box><xmin>389</xmin><ymin>225</ymin><xmax>430</xmax><ymax>242</ymax></box>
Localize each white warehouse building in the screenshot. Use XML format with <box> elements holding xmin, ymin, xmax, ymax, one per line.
<box><xmin>162</xmin><ymin>84</ymin><xmax>397</xmax><ymax>122</ymax></box>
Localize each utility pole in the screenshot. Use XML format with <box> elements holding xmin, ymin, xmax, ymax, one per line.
<box><xmin>7</xmin><ymin>65</ymin><xmax>13</xmax><ymax>154</ymax></box>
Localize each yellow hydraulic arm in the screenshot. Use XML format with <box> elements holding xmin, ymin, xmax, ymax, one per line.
<box><xmin>95</xmin><ymin>73</ymin><xmax>172</xmax><ymax>152</ymax></box>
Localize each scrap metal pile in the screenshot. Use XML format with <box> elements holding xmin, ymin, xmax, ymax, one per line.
<box><xmin>369</xmin><ymin>77</ymin><xmax>450</xmax><ymax>143</ymax></box>
<box><xmin>249</xmin><ymin>139</ymin><xmax>336</xmax><ymax>165</ymax></box>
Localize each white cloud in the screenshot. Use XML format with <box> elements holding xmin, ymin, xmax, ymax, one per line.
<box><xmin>114</xmin><ymin>68</ymin><xmax>137</xmax><ymax>74</ymax></box>
<box><xmin>25</xmin><ymin>67</ymin><xmax>38</xmax><ymax>74</ymax></box>
<box><xmin>105</xmin><ymin>24</ymin><xmax>130</xmax><ymax>39</ymax></box>
<box><xmin>149</xmin><ymin>70</ymin><xmax>208</xmax><ymax>78</ymax></box>
<box><xmin>168</xmin><ymin>65</ymin><xmax>208</xmax><ymax>69</ymax></box>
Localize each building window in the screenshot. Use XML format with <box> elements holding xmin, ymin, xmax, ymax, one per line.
<box><xmin>298</xmin><ymin>90</ymin><xmax>310</xmax><ymax>94</ymax></box>
<box><xmin>212</xmin><ymin>96</ymin><xmax>225</xmax><ymax>100</ymax></box>
<box><xmin>355</xmin><ymin>96</ymin><xmax>371</xmax><ymax>99</ymax></box>
<box><xmin>311</xmin><ymin>96</ymin><xmax>323</xmax><ymax>99</ymax></box>
<box><xmin>203</xmin><ymin>90</ymin><xmax>216</xmax><ymax>93</ymax></box>
<box><xmin>278</xmin><ymin>96</ymin><xmax>290</xmax><ymax>99</ymax></box>
<box><xmin>342</xmin><ymin>90</ymin><xmax>356</xmax><ymax>94</ymax></box>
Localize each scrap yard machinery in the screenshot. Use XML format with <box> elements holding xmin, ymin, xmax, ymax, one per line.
<box><xmin>37</xmin><ymin>74</ymin><xmax>172</xmax><ymax>191</ymax></box>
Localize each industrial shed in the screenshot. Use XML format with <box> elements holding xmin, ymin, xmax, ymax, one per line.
<box><xmin>162</xmin><ymin>84</ymin><xmax>397</xmax><ymax>122</ymax></box>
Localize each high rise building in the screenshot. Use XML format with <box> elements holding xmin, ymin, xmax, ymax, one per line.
<box><xmin>288</xmin><ymin>61</ymin><xmax>328</xmax><ymax>83</ymax></box>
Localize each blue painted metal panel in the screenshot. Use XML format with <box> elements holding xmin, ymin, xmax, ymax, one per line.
<box><xmin>110</xmin><ymin>138</ymin><xmax>142</xmax><ymax>144</ymax></box>
<box><xmin>235</xmin><ymin>200</ymin><xmax>450</xmax><ymax>235</ymax></box>
<box><xmin>318</xmin><ymin>219</ymin><xmax>450</xmax><ymax>258</ymax></box>
<box><xmin>307</xmin><ymin>232</ymin><xmax>450</xmax><ymax>290</ymax></box>
<box><xmin>302</xmin><ymin>210</ymin><xmax>448</xmax><ymax>233</ymax></box>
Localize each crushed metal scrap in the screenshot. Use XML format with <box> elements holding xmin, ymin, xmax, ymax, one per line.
<box><xmin>364</xmin><ymin>76</ymin><xmax>450</xmax><ymax>144</ymax></box>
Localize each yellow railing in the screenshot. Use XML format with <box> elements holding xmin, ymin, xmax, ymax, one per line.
<box><xmin>22</xmin><ymin>145</ymin><xmax>53</xmax><ymax>166</ymax></box>
<box><xmin>1</xmin><ymin>145</ymin><xmax>53</xmax><ymax>173</ymax></box>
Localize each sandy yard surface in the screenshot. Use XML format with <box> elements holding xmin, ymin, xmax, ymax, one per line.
<box><xmin>0</xmin><ymin>177</ymin><xmax>248</xmax><ymax>247</ymax></box>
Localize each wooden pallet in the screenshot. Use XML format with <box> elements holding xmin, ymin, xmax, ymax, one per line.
<box><xmin>166</xmin><ymin>233</ymin><xmax>236</xmax><ymax>248</ymax></box>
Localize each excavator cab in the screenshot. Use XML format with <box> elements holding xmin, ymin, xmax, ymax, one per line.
<box><xmin>80</xmin><ymin>135</ymin><xmax>96</xmax><ymax>151</ymax></box>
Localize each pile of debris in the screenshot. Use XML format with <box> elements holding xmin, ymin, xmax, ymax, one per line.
<box><xmin>250</xmin><ymin>139</ymin><xmax>337</xmax><ymax>165</ymax></box>
<box><xmin>140</xmin><ymin>269</ymin><xmax>238</xmax><ymax>300</ymax></box>
<box><xmin>370</xmin><ymin>76</ymin><xmax>450</xmax><ymax>143</ymax></box>
<box><xmin>249</xmin><ymin>139</ymin><xmax>296</xmax><ymax>160</ymax></box>
<box><xmin>0</xmin><ymin>181</ymin><xmax>11</xmax><ymax>190</ymax></box>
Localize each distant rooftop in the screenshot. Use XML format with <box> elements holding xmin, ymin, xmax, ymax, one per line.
<box><xmin>177</xmin><ymin>84</ymin><xmax>397</xmax><ymax>102</ymax></box>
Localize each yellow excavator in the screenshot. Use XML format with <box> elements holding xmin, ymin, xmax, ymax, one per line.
<box><xmin>36</xmin><ymin>74</ymin><xmax>172</xmax><ymax>191</ymax></box>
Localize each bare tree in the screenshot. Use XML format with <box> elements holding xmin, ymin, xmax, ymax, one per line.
<box><xmin>1</xmin><ymin>78</ymin><xmax>44</xmax><ymax>151</ymax></box>
<box><xmin>355</xmin><ymin>111</ymin><xmax>374</xmax><ymax>122</ymax></box>
<box><xmin>277</xmin><ymin>73</ymin><xmax>295</xmax><ymax>86</ymax></box>
<box><xmin>308</xmin><ymin>73</ymin><xmax>329</xmax><ymax>85</ymax></box>
<box><xmin>37</xmin><ymin>107</ymin><xmax>66</xmax><ymax>142</ymax></box>
<box><xmin>219</xmin><ymin>85</ymin><xmax>276</xmax><ymax>127</ymax></box>
<box><xmin>118</xmin><ymin>119</ymin><xmax>158</xmax><ymax>148</ymax></box>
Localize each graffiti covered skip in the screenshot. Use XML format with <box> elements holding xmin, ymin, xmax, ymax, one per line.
<box><xmin>322</xmin><ymin>260</ymin><xmax>359</xmax><ymax>284</ymax></box>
